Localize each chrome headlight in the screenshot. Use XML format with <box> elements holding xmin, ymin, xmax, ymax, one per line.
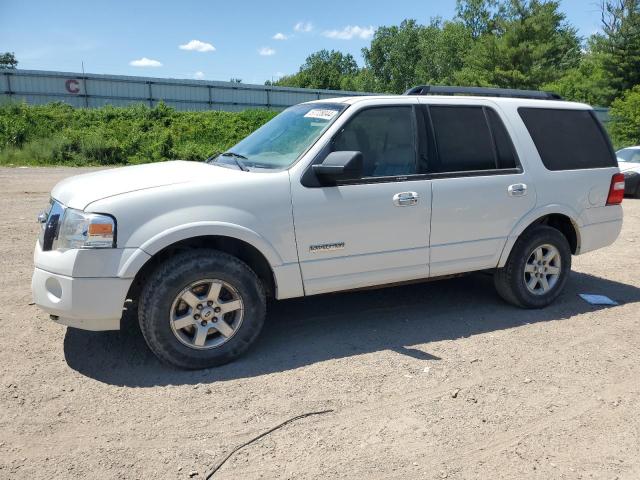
<box><xmin>53</xmin><ymin>208</ymin><xmax>116</xmax><ymax>250</ymax></box>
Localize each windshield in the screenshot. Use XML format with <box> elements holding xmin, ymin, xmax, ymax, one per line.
<box><xmin>211</xmin><ymin>103</ymin><xmax>346</xmax><ymax>170</ymax></box>
<box><xmin>617</xmin><ymin>148</ymin><xmax>640</xmax><ymax>163</ymax></box>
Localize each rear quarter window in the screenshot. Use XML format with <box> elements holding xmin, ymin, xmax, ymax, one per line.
<box><xmin>518</xmin><ymin>108</ymin><xmax>617</xmax><ymax>171</ymax></box>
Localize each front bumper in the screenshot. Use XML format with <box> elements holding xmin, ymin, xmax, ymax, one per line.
<box><xmin>31</xmin><ymin>267</ymin><xmax>132</xmax><ymax>331</ymax></box>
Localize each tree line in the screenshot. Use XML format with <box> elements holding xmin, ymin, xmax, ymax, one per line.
<box><xmin>271</xmin><ymin>1</ymin><xmax>639</xmax><ymax>111</ymax></box>
<box><xmin>270</xmin><ymin>0</ymin><xmax>640</xmax><ymax>146</ymax></box>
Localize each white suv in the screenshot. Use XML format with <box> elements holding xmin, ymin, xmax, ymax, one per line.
<box><xmin>32</xmin><ymin>86</ymin><xmax>624</xmax><ymax>369</ymax></box>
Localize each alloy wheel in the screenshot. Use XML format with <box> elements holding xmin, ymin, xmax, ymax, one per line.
<box><xmin>169</xmin><ymin>279</ymin><xmax>244</xmax><ymax>350</ymax></box>
<box><xmin>523</xmin><ymin>244</ymin><xmax>562</xmax><ymax>295</ymax></box>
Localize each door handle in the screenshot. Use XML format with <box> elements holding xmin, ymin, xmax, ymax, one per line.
<box><xmin>393</xmin><ymin>191</ymin><xmax>419</xmax><ymax>206</ymax></box>
<box><xmin>508</xmin><ymin>183</ymin><xmax>527</xmax><ymax>197</ymax></box>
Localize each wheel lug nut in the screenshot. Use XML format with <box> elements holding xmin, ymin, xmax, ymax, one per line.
<box><xmin>194</xmin><ymin>314</ymin><xmax>200</xmax><ymax>320</ymax></box>
<box><xmin>207</xmin><ymin>301</ymin><xmax>213</xmax><ymax>306</ymax></box>
<box><xmin>200</xmin><ymin>320</ymin><xmax>207</xmax><ymax>327</ymax></box>
<box><xmin>196</xmin><ymin>304</ymin><xmax>203</xmax><ymax>310</ymax></box>
<box><xmin>212</xmin><ymin>317</ymin><xmax>218</xmax><ymax>323</ymax></box>
<box><xmin>214</xmin><ymin>307</ymin><xmax>221</xmax><ymax>313</ymax></box>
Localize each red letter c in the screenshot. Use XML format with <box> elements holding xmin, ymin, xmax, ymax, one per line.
<box><xmin>65</xmin><ymin>79</ymin><xmax>80</xmax><ymax>94</ymax></box>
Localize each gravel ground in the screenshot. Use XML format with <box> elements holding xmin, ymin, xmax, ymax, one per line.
<box><xmin>1</xmin><ymin>166</ymin><xmax>639</xmax><ymax>480</ymax></box>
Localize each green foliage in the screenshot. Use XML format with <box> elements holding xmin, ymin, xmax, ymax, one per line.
<box><xmin>274</xmin><ymin>0</ymin><xmax>636</xmax><ymax>105</ymax></box>
<box><xmin>275</xmin><ymin>49</ymin><xmax>359</xmax><ymax>90</ymax></box>
<box><xmin>455</xmin><ymin>0</ymin><xmax>500</xmax><ymax>39</ymax></box>
<box><xmin>416</xmin><ymin>20</ymin><xmax>475</xmax><ymax>86</ymax></box>
<box><xmin>0</xmin><ymin>52</ymin><xmax>18</xmax><ymax>69</ymax></box>
<box><xmin>542</xmin><ymin>47</ymin><xmax>616</xmax><ymax>106</ymax></box>
<box><xmin>0</xmin><ymin>102</ymin><xmax>276</xmax><ymax>166</ymax></box>
<box><xmin>608</xmin><ymin>85</ymin><xmax>640</xmax><ymax>148</ymax></box>
<box><xmin>596</xmin><ymin>0</ymin><xmax>640</xmax><ymax>95</ymax></box>
<box><xmin>360</xmin><ymin>1</ymin><xmax>581</xmax><ymax>93</ymax></box>
<box><xmin>456</xmin><ymin>0</ymin><xmax>581</xmax><ymax>89</ymax></box>
<box><xmin>363</xmin><ymin>19</ymin><xmax>429</xmax><ymax>93</ymax></box>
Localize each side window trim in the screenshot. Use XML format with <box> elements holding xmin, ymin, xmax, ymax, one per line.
<box><xmin>482</xmin><ymin>106</ymin><xmax>500</xmax><ymax>170</ymax></box>
<box><xmin>424</xmin><ymin>104</ymin><xmax>523</xmax><ymax>177</ymax></box>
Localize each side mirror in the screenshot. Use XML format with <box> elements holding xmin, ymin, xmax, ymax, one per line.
<box><xmin>312</xmin><ymin>151</ymin><xmax>363</xmax><ymax>185</ymax></box>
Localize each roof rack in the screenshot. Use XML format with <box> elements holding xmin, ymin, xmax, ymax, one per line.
<box><xmin>403</xmin><ymin>85</ymin><xmax>562</xmax><ymax>100</ymax></box>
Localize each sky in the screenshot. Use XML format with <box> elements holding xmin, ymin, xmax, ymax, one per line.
<box><xmin>1</xmin><ymin>0</ymin><xmax>605</xmax><ymax>85</ymax></box>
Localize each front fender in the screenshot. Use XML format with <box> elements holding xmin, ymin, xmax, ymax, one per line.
<box><xmin>117</xmin><ymin>221</ymin><xmax>284</xmax><ymax>278</ymax></box>
<box><xmin>497</xmin><ymin>204</ymin><xmax>583</xmax><ymax>268</ymax></box>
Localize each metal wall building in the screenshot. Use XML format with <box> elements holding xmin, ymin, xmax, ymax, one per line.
<box><xmin>0</xmin><ymin>69</ymin><xmax>368</xmax><ymax>112</ymax></box>
<box><xmin>0</xmin><ymin>69</ymin><xmax>610</xmax><ymax>122</ymax></box>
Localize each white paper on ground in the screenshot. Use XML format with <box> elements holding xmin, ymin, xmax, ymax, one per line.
<box><xmin>579</xmin><ymin>294</ymin><xmax>618</xmax><ymax>305</ymax></box>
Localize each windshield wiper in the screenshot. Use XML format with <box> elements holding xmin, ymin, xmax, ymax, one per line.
<box><xmin>219</xmin><ymin>152</ymin><xmax>250</xmax><ymax>171</ymax></box>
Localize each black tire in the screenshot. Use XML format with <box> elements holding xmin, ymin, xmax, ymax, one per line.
<box><xmin>138</xmin><ymin>249</ymin><xmax>266</xmax><ymax>369</ymax></box>
<box><xmin>494</xmin><ymin>225</ymin><xmax>571</xmax><ymax>309</ymax></box>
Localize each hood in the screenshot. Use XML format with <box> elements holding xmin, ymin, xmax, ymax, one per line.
<box><xmin>52</xmin><ymin>160</ymin><xmax>242</xmax><ymax>210</ymax></box>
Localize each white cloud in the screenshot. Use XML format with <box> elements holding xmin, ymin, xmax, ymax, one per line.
<box><xmin>129</xmin><ymin>57</ymin><xmax>162</xmax><ymax>67</ymax></box>
<box><xmin>273</xmin><ymin>32</ymin><xmax>288</xmax><ymax>40</ymax></box>
<box><xmin>258</xmin><ymin>46</ymin><xmax>276</xmax><ymax>56</ymax></box>
<box><xmin>179</xmin><ymin>39</ymin><xmax>216</xmax><ymax>52</ymax></box>
<box><xmin>194</xmin><ymin>71</ymin><xmax>205</xmax><ymax>80</ymax></box>
<box><xmin>323</xmin><ymin>25</ymin><xmax>375</xmax><ymax>40</ymax></box>
<box><xmin>294</xmin><ymin>21</ymin><xmax>313</xmax><ymax>33</ymax></box>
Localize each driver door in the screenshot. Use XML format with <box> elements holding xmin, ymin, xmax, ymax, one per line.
<box><xmin>290</xmin><ymin>104</ymin><xmax>432</xmax><ymax>295</ymax></box>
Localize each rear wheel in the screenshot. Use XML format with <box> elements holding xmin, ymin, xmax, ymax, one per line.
<box><xmin>138</xmin><ymin>249</ymin><xmax>266</xmax><ymax>369</ymax></box>
<box><xmin>494</xmin><ymin>225</ymin><xmax>571</xmax><ymax>309</ymax></box>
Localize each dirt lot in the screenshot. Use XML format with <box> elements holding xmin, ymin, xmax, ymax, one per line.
<box><xmin>0</xmin><ymin>166</ymin><xmax>639</xmax><ymax>480</ymax></box>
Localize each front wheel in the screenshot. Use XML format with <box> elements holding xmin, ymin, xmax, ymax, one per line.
<box><xmin>494</xmin><ymin>225</ymin><xmax>571</xmax><ymax>309</ymax></box>
<box><xmin>138</xmin><ymin>249</ymin><xmax>266</xmax><ymax>369</ymax></box>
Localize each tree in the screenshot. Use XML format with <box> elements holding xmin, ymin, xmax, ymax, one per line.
<box><xmin>416</xmin><ymin>19</ymin><xmax>474</xmax><ymax>86</ymax></box>
<box><xmin>0</xmin><ymin>52</ymin><xmax>18</xmax><ymax>69</ymax></box>
<box><xmin>275</xmin><ymin>50</ymin><xmax>359</xmax><ymax>90</ymax></box>
<box><xmin>455</xmin><ymin>0</ymin><xmax>501</xmax><ymax>38</ymax></box>
<box><xmin>456</xmin><ymin>0</ymin><xmax>581</xmax><ymax>89</ymax></box>
<box><xmin>229</xmin><ymin>78</ymin><xmax>242</xmax><ymax>83</ymax></box>
<box><xmin>362</xmin><ymin>19</ymin><xmax>426</xmax><ymax>93</ymax></box>
<box><xmin>608</xmin><ymin>85</ymin><xmax>640</xmax><ymax>148</ymax></box>
<box><xmin>594</xmin><ymin>0</ymin><xmax>640</xmax><ymax>95</ymax></box>
<box><xmin>542</xmin><ymin>35</ymin><xmax>616</xmax><ymax>106</ymax></box>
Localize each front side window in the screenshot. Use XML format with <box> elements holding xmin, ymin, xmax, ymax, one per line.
<box><xmin>428</xmin><ymin>106</ymin><xmax>516</xmax><ymax>173</ymax></box>
<box><xmin>332</xmin><ymin>106</ymin><xmax>417</xmax><ymax>178</ymax></box>
<box><xmin>216</xmin><ymin>103</ymin><xmax>345</xmax><ymax>169</ymax></box>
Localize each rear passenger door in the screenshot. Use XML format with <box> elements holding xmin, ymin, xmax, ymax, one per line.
<box><xmin>420</xmin><ymin>103</ymin><xmax>536</xmax><ymax>276</ymax></box>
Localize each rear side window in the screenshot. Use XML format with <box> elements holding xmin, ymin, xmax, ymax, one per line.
<box><xmin>518</xmin><ymin>108</ymin><xmax>616</xmax><ymax>170</ymax></box>
<box><xmin>428</xmin><ymin>106</ymin><xmax>517</xmax><ymax>173</ymax></box>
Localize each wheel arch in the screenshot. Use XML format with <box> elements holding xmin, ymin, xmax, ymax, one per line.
<box><xmin>125</xmin><ymin>234</ymin><xmax>280</xmax><ymax>308</ymax></box>
<box><xmin>498</xmin><ymin>207</ymin><xmax>582</xmax><ymax>268</ymax></box>
<box><xmin>120</xmin><ymin>222</ymin><xmax>289</xmax><ymax>304</ymax></box>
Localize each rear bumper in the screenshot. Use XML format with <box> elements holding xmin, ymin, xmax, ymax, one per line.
<box><xmin>623</xmin><ymin>173</ymin><xmax>640</xmax><ymax>195</ymax></box>
<box><xmin>578</xmin><ymin>219</ymin><xmax>623</xmax><ymax>255</ymax></box>
<box><xmin>31</xmin><ymin>267</ymin><xmax>131</xmax><ymax>331</ymax></box>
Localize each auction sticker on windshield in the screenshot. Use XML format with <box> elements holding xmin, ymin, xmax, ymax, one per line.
<box><xmin>304</xmin><ymin>109</ymin><xmax>339</xmax><ymax>120</ymax></box>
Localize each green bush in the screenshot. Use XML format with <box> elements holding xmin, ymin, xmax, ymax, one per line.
<box><xmin>0</xmin><ymin>102</ymin><xmax>277</xmax><ymax>166</ymax></box>
<box><xmin>608</xmin><ymin>86</ymin><xmax>640</xmax><ymax>149</ymax></box>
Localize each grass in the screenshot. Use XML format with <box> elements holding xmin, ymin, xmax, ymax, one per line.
<box><xmin>0</xmin><ymin>102</ymin><xmax>277</xmax><ymax>166</ymax></box>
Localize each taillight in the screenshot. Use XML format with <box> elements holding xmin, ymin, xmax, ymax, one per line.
<box><xmin>606</xmin><ymin>173</ymin><xmax>625</xmax><ymax>205</ymax></box>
